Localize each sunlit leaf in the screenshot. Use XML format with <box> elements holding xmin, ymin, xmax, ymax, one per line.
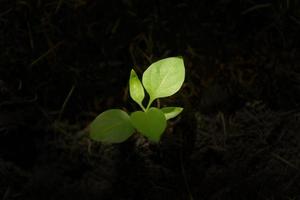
<box><xmin>142</xmin><ymin>57</ymin><xmax>185</xmax><ymax>102</ymax></box>
<box><xmin>90</xmin><ymin>109</ymin><xmax>135</xmax><ymax>143</ymax></box>
<box><xmin>130</xmin><ymin>107</ymin><xmax>166</xmax><ymax>142</ymax></box>
<box><xmin>161</xmin><ymin>107</ymin><xmax>183</xmax><ymax>120</ymax></box>
<box><xmin>129</xmin><ymin>69</ymin><xmax>145</xmax><ymax>108</ymax></box>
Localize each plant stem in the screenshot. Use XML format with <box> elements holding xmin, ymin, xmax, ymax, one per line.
<box><xmin>146</xmin><ymin>98</ymin><xmax>154</xmax><ymax>111</ymax></box>
<box><xmin>139</xmin><ymin>103</ymin><xmax>146</xmax><ymax>112</ymax></box>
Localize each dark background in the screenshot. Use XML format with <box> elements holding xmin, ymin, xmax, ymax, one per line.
<box><xmin>1</xmin><ymin>0</ymin><xmax>300</xmax><ymax>199</ymax></box>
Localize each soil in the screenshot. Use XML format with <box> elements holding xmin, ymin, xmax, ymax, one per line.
<box><xmin>1</xmin><ymin>1</ymin><xmax>300</xmax><ymax>200</ymax></box>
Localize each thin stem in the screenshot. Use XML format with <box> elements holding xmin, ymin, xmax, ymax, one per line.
<box><xmin>146</xmin><ymin>97</ymin><xmax>154</xmax><ymax>111</ymax></box>
<box><xmin>58</xmin><ymin>85</ymin><xmax>75</xmax><ymax>121</ymax></box>
<box><xmin>219</xmin><ymin>112</ymin><xmax>227</xmax><ymax>147</ymax></box>
<box><xmin>139</xmin><ymin>103</ymin><xmax>146</xmax><ymax>112</ymax></box>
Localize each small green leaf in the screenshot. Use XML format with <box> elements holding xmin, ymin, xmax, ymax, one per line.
<box><xmin>129</xmin><ymin>69</ymin><xmax>145</xmax><ymax>109</ymax></box>
<box><xmin>161</xmin><ymin>107</ymin><xmax>183</xmax><ymax>120</ymax></box>
<box><xmin>89</xmin><ymin>109</ymin><xmax>135</xmax><ymax>143</ymax></box>
<box><xmin>130</xmin><ymin>107</ymin><xmax>166</xmax><ymax>142</ymax></box>
<box><xmin>142</xmin><ymin>57</ymin><xmax>185</xmax><ymax>102</ymax></box>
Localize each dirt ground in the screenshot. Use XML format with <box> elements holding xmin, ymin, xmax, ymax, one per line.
<box><xmin>1</xmin><ymin>1</ymin><xmax>300</xmax><ymax>199</ymax></box>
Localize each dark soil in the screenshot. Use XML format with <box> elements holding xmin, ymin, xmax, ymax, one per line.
<box><xmin>1</xmin><ymin>1</ymin><xmax>300</xmax><ymax>199</ymax></box>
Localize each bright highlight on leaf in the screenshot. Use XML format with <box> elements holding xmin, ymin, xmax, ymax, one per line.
<box><xmin>89</xmin><ymin>109</ymin><xmax>135</xmax><ymax>143</ymax></box>
<box><xmin>161</xmin><ymin>107</ymin><xmax>183</xmax><ymax>120</ymax></box>
<box><xmin>89</xmin><ymin>56</ymin><xmax>185</xmax><ymax>144</ymax></box>
<box><xmin>130</xmin><ymin>108</ymin><xmax>167</xmax><ymax>142</ymax></box>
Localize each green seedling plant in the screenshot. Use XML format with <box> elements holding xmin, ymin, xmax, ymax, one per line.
<box><xmin>89</xmin><ymin>57</ymin><xmax>185</xmax><ymax>143</ymax></box>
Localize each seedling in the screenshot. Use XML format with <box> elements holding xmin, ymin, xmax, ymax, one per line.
<box><xmin>89</xmin><ymin>57</ymin><xmax>185</xmax><ymax>143</ymax></box>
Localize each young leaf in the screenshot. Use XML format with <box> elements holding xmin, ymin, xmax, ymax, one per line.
<box><xmin>129</xmin><ymin>69</ymin><xmax>145</xmax><ymax>109</ymax></box>
<box><xmin>142</xmin><ymin>57</ymin><xmax>185</xmax><ymax>103</ymax></box>
<box><xmin>161</xmin><ymin>107</ymin><xmax>183</xmax><ymax>120</ymax></box>
<box><xmin>89</xmin><ymin>109</ymin><xmax>135</xmax><ymax>143</ymax></box>
<box><xmin>130</xmin><ymin>107</ymin><xmax>166</xmax><ymax>142</ymax></box>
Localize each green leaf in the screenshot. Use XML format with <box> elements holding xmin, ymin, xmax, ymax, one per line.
<box><xmin>129</xmin><ymin>69</ymin><xmax>145</xmax><ymax>109</ymax></box>
<box><xmin>142</xmin><ymin>57</ymin><xmax>185</xmax><ymax>102</ymax></box>
<box><xmin>89</xmin><ymin>109</ymin><xmax>135</xmax><ymax>143</ymax></box>
<box><xmin>130</xmin><ymin>107</ymin><xmax>166</xmax><ymax>142</ymax></box>
<box><xmin>161</xmin><ymin>107</ymin><xmax>183</xmax><ymax>120</ymax></box>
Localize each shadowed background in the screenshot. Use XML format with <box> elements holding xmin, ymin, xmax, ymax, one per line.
<box><xmin>1</xmin><ymin>0</ymin><xmax>300</xmax><ymax>199</ymax></box>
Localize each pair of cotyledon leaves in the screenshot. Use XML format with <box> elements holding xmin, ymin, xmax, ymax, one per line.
<box><xmin>89</xmin><ymin>57</ymin><xmax>185</xmax><ymax>143</ymax></box>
